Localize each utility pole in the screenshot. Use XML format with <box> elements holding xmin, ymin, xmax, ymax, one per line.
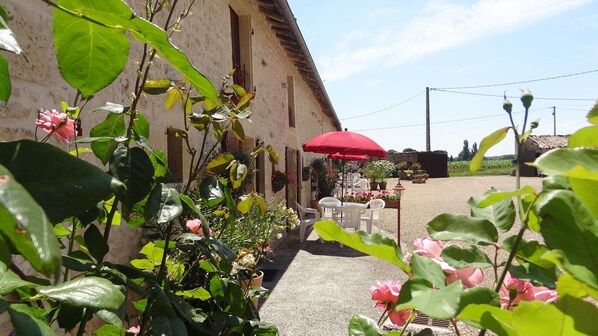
<box><xmin>552</xmin><ymin>106</ymin><xmax>556</xmax><ymax>135</ymax></box>
<box><xmin>426</xmin><ymin>87</ymin><xmax>430</xmax><ymax>151</ymax></box>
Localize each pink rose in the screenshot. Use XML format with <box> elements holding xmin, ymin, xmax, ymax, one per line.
<box><xmin>500</xmin><ymin>272</ymin><xmax>557</xmax><ymax>309</ymax></box>
<box><xmin>370</xmin><ymin>280</ymin><xmax>413</xmax><ymax>326</ymax></box>
<box><xmin>127</xmin><ymin>325</ymin><xmax>140</xmax><ymax>335</ymax></box>
<box><xmin>413</xmin><ymin>237</ymin><xmax>445</xmax><ymax>259</ymax></box>
<box><xmin>35</xmin><ymin>109</ymin><xmax>75</xmax><ymax>143</ymax></box>
<box><xmin>186</xmin><ymin>219</ymin><xmax>211</xmax><ymax>236</ymax></box>
<box><xmin>412</xmin><ymin>237</ymin><xmax>484</xmax><ymax>288</ymax></box>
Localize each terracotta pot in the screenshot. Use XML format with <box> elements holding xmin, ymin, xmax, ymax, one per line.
<box><xmin>240</xmin><ymin>270</ymin><xmax>264</xmax><ymax>308</ymax></box>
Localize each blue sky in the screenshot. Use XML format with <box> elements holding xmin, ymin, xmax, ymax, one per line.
<box><xmin>287</xmin><ymin>0</ymin><xmax>598</xmax><ymax>157</ymax></box>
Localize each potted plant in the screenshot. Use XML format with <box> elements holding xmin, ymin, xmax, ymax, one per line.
<box><xmin>272</xmin><ymin>169</ymin><xmax>292</xmax><ymax>192</ymax></box>
<box><xmin>366</xmin><ymin>160</ymin><xmax>395</xmax><ymax>190</ymax></box>
<box><xmin>311</xmin><ymin>158</ymin><xmax>337</xmax><ymax>199</ymax></box>
<box><xmin>373</xmin><ymin>190</ymin><xmax>399</xmax><ymax>208</ymax></box>
<box><xmin>412</xmin><ymin>171</ymin><xmax>429</xmax><ymax>183</ymax></box>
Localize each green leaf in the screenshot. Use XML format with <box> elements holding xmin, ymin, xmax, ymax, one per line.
<box><xmin>180</xmin><ymin>195</ymin><xmax>200</xmax><ymax>216</ymax></box>
<box><xmin>396</xmin><ymin>279</ymin><xmax>462</xmax><ymax>319</ymax></box>
<box><xmin>109</xmin><ymin>146</ymin><xmax>154</xmax><ymax>207</ymax></box>
<box><xmin>456</xmin><ymin>287</ymin><xmax>500</xmax><ymax>315</ymax></box>
<box><xmin>266</xmin><ymin>145</ymin><xmax>279</xmax><ymax>165</ymax></box>
<box><xmin>139</xmin><ymin>242</ymin><xmax>164</xmax><ymax>264</ymax></box>
<box><xmin>502</xmin><ymin>237</ymin><xmax>556</xmax><ymax>285</ymax></box>
<box><xmin>91</xmin><ymin>102</ymin><xmax>130</xmax><ymax>114</ymax></box>
<box><xmin>144</xmin><ymin>184</ymin><xmax>182</xmax><ymax>224</ymax></box>
<box><xmin>557</xmin><ymin>274</ymin><xmax>598</xmax><ymax>300</ymax></box>
<box><xmin>206</xmin><ymin>152</ymin><xmax>235</xmax><ymax>174</ymax></box>
<box><xmin>230</xmin><ymin>161</ymin><xmax>248</xmax><ymax>189</ymax></box>
<box><xmin>0</xmin><ymin>55</ymin><xmax>10</xmax><ymax>102</ymax></box>
<box><xmin>236</xmin><ymin>92</ymin><xmax>254</xmax><ymax>110</ymax></box>
<box><xmin>90</xmin><ymin>113</ymin><xmax>126</xmax><ymax>165</ymax></box>
<box><xmin>0</xmin><ymin>140</ymin><xmax>124</xmax><ymax>223</ymax></box>
<box><xmin>54</xmin><ymin>0</ymin><xmax>129</xmax><ymax>98</ymax></box>
<box><xmin>348</xmin><ymin>314</ymin><xmax>381</xmax><ymax>336</ymax></box>
<box><xmin>0</xmin><ymin>262</ymin><xmax>34</xmax><ymax>296</ymax></box>
<box><xmin>427</xmin><ymin>214</ymin><xmax>498</xmax><ymax>244</ymax></box>
<box><xmin>143</xmin><ymin>79</ymin><xmax>173</xmax><ymax>95</ymax></box>
<box><xmin>132</xmin><ymin>112</ymin><xmax>150</xmax><ymax>138</ymax></box>
<box><xmin>470</xmin><ymin>127</ymin><xmax>510</xmax><ymax>173</ymax></box>
<box><xmin>537</xmin><ymin>190</ymin><xmax>598</xmax><ymax>290</ymax></box>
<box><xmin>231</xmin><ymin>118</ymin><xmax>245</xmax><ymax>141</ymax></box>
<box><xmin>314</xmin><ymin>220</ymin><xmax>410</xmax><ymax>272</ymax></box>
<box><xmin>0</xmin><ymin>12</ymin><xmax>22</xmax><ymax>54</ymax></box>
<box><xmin>237</xmin><ymin>195</ymin><xmax>253</xmax><ymax>214</ymax></box>
<box><xmin>130</xmin><ymin>259</ymin><xmax>155</xmax><ymax>270</ymax></box>
<box><xmin>8</xmin><ymin>303</ymin><xmax>58</xmax><ymax>336</ymax></box>
<box><xmin>231</xmin><ymin>84</ymin><xmax>246</xmax><ymax>97</ymax></box>
<box><xmin>512</xmin><ymin>299</ymin><xmax>598</xmax><ymax>336</ymax></box>
<box><xmin>534</xmin><ymin>147</ymin><xmax>598</xmax><ymax>178</ymax></box>
<box><xmin>441</xmin><ymin>245</ymin><xmax>493</xmax><ymax>269</ymax></box>
<box><xmin>569</xmin><ymin>125</ymin><xmax>598</xmax><ymax>148</ymax></box>
<box><xmin>84</xmin><ymin>224</ymin><xmax>109</xmax><ymax>262</ymax></box>
<box><xmin>587</xmin><ymin>101</ymin><xmax>598</xmax><ymax>125</ymax></box>
<box><xmin>410</xmin><ymin>253</ymin><xmax>446</xmax><ymax>288</ymax></box>
<box><xmin>149</xmin><ymin>150</ymin><xmax>169</xmax><ymax>179</ymax></box>
<box><xmin>148</xmin><ymin>285</ymin><xmax>188</xmax><ymax>336</ymax></box>
<box><xmin>37</xmin><ymin>277</ymin><xmax>125</xmax><ymax>310</ymax></box>
<box><xmin>95</xmin><ymin>324</ymin><xmax>125</xmax><ymax>336</ymax></box>
<box><xmin>468</xmin><ymin>187</ymin><xmax>518</xmax><ymax>232</ymax></box>
<box><xmin>0</xmin><ymin>164</ymin><xmax>61</xmax><ymax>276</ymax></box>
<box><xmin>133</xmin><ymin>299</ymin><xmax>147</xmax><ymax>313</ymax></box>
<box><xmin>176</xmin><ymin>287</ymin><xmax>211</xmax><ymax>300</ymax></box>
<box><xmin>457</xmin><ymin>304</ymin><xmax>515</xmax><ymax>336</ymax></box>
<box><xmin>165</xmin><ymin>86</ymin><xmax>184</xmax><ymax>110</ymax></box>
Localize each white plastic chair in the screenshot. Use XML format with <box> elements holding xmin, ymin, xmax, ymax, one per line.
<box><xmin>352</xmin><ymin>179</ymin><xmax>369</xmax><ymax>193</ymax></box>
<box><xmin>361</xmin><ymin>199</ymin><xmax>385</xmax><ymax>233</ymax></box>
<box><xmin>295</xmin><ymin>202</ymin><xmax>321</xmax><ymax>242</ymax></box>
<box><xmin>338</xmin><ymin>204</ymin><xmax>364</xmax><ymax>232</ymax></box>
<box><xmin>318</xmin><ymin>197</ymin><xmax>341</xmax><ymax>220</ymax></box>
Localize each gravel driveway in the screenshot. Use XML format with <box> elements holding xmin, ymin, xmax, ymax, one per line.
<box><xmin>259</xmin><ymin>176</ymin><xmax>544</xmax><ymax>336</ymax></box>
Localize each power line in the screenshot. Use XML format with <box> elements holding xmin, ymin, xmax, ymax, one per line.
<box><xmin>432</xmin><ymin>88</ymin><xmax>597</xmax><ymax>101</ymax></box>
<box><xmin>340</xmin><ymin>91</ymin><xmax>424</xmax><ymax>120</ymax></box>
<box><xmin>433</xmin><ymin>69</ymin><xmax>598</xmax><ymax>90</ymax></box>
<box><xmin>353</xmin><ymin>107</ymin><xmax>554</xmax><ymax>132</ymax></box>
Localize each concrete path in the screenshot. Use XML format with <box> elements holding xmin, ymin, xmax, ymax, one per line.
<box><xmin>258</xmin><ymin>176</ymin><xmax>544</xmax><ymax>335</ymax></box>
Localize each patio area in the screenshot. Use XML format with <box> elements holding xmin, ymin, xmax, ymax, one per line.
<box><xmin>259</xmin><ymin>176</ymin><xmax>544</xmax><ymax>335</ymax></box>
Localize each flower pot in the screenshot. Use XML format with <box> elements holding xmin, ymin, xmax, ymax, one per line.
<box><xmin>379</xmin><ymin>182</ymin><xmax>387</xmax><ymax>190</ymax></box>
<box><xmin>272</xmin><ymin>179</ymin><xmax>286</xmax><ymax>192</ymax></box>
<box><xmin>240</xmin><ymin>270</ymin><xmax>264</xmax><ymax>308</ymax></box>
<box><xmin>412</xmin><ymin>178</ymin><xmax>426</xmax><ymax>184</ymax></box>
<box><xmin>370</xmin><ymin>182</ymin><xmax>378</xmax><ymax>190</ymax></box>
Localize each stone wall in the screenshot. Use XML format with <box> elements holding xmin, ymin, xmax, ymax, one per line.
<box><xmin>0</xmin><ymin>0</ymin><xmax>337</xmax><ymax>332</ymax></box>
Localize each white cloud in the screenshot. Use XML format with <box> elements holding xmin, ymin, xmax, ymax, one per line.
<box><xmin>318</xmin><ymin>0</ymin><xmax>592</xmax><ymax>81</ymax></box>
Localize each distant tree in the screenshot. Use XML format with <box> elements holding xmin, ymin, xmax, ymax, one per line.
<box><xmin>457</xmin><ymin>140</ymin><xmax>471</xmax><ymax>161</ymax></box>
<box><xmin>403</xmin><ymin>148</ymin><xmax>417</xmax><ymax>153</ymax></box>
<box><xmin>449</xmin><ymin>155</ymin><xmax>454</xmax><ymax>162</ymax></box>
<box><xmin>471</xmin><ymin>142</ymin><xmax>478</xmax><ymax>158</ymax></box>
<box><xmin>387</xmin><ymin>149</ymin><xmax>400</xmax><ymax>155</ymax></box>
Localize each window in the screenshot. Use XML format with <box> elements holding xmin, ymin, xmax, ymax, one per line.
<box><xmin>166</xmin><ymin>127</ymin><xmax>183</xmax><ymax>183</ymax></box>
<box><xmin>230</xmin><ymin>7</ymin><xmax>252</xmax><ymax>90</ymax></box>
<box><xmin>287</xmin><ymin>76</ymin><xmax>295</xmax><ymax>127</ymax></box>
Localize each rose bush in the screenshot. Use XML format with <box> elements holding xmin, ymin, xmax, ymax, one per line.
<box><xmin>316</xmin><ymin>92</ymin><xmax>598</xmax><ymax>335</ymax></box>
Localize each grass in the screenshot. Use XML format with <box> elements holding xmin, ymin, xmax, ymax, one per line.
<box><xmin>448</xmin><ymin>159</ymin><xmax>514</xmax><ymax>176</ymax></box>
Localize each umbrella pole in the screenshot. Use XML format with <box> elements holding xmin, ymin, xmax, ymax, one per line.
<box><xmin>340</xmin><ymin>159</ymin><xmax>345</xmax><ymax>221</ymax></box>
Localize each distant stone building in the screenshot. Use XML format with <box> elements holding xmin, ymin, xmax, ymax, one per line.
<box><xmin>519</xmin><ymin>135</ymin><xmax>569</xmax><ymax>176</ymax></box>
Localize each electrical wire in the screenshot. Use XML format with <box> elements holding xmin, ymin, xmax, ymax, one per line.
<box><xmin>340</xmin><ymin>91</ymin><xmax>424</xmax><ymax>120</ymax></box>
<box><xmin>352</xmin><ymin>107</ymin><xmax>555</xmax><ymax>132</ymax></box>
<box><xmin>433</xmin><ymin>69</ymin><xmax>598</xmax><ymax>90</ymax></box>
<box><xmin>431</xmin><ymin>88</ymin><xmax>597</xmax><ymax>101</ymax></box>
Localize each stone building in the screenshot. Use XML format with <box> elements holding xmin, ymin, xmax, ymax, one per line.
<box><xmin>0</xmin><ymin>0</ymin><xmax>340</xmax><ymax>206</ymax></box>
<box><xmin>519</xmin><ymin>135</ymin><xmax>569</xmax><ymax>176</ymax></box>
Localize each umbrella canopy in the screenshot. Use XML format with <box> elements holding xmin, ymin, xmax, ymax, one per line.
<box><xmin>302</xmin><ymin>130</ymin><xmax>387</xmax><ymax>158</ymax></box>
<box><xmin>328</xmin><ymin>153</ymin><xmax>369</xmax><ymax>161</ymax></box>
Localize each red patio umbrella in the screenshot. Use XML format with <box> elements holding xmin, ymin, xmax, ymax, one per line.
<box><xmin>303</xmin><ymin>130</ymin><xmax>387</xmax><ymax>158</ymax></box>
<box><xmin>303</xmin><ymin>130</ymin><xmax>387</xmax><ymax>210</ymax></box>
<box><xmin>328</xmin><ymin>153</ymin><xmax>369</xmax><ymax>161</ymax></box>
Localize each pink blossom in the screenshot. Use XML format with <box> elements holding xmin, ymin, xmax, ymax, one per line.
<box><xmin>499</xmin><ymin>272</ymin><xmax>557</xmax><ymax>310</ymax></box>
<box><xmin>186</xmin><ymin>218</ymin><xmax>212</xmax><ymax>237</ymax></box>
<box><xmin>370</xmin><ymin>280</ymin><xmax>413</xmax><ymax>326</ymax></box>
<box><xmin>127</xmin><ymin>325</ymin><xmax>140</xmax><ymax>335</ymax></box>
<box><xmin>412</xmin><ymin>237</ymin><xmax>484</xmax><ymax>288</ymax></box>
<box><xmin>35</xmin><ymin>109</ymin><xmax>75</xmax><ymax>143</ymax></box>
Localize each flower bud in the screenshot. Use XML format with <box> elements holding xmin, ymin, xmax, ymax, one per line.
<box><xmin>530</xmin><ymin>120</ymin><xmax>539</xmax><ymax>129</ymax></box>
<box><xmin>503</xmin><ymin>94</ymin><xmax>513</xmax><ymax>114</ymax></box>
<box><xmin>520</xmin><ymin>90</ymin><xmax>534</xmax><ymax>109</ymax></box>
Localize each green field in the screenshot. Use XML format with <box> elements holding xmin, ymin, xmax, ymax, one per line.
<box><xmin>448</xmin><ymin>159</ymin><xmax>514</xmax><ymax>176</ymax></box>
